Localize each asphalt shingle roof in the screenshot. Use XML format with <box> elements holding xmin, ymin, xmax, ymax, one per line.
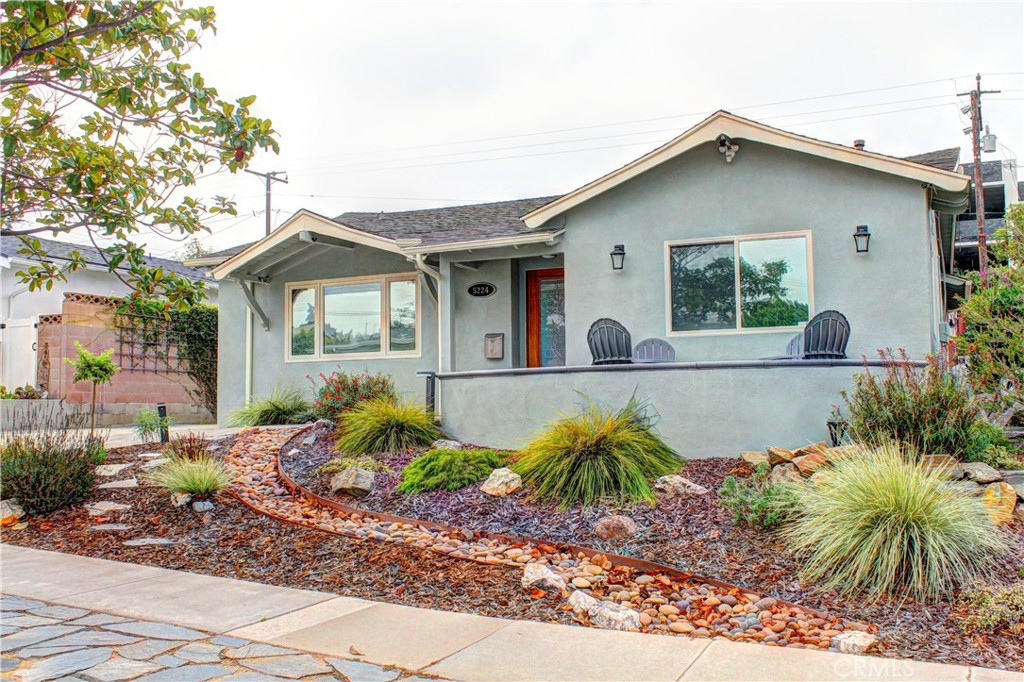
<box><xmin>0</xmin><ymin>235</ymin><xmax>214</xmax><ymax>283</ymax></box>
<box><xmin>901</xmin><ymin>148</ymin><xmax>961</xmax><ymax>172</ymax></box>
<box><xmin>334</xmin><ymin>196</ymin><xmax>561</xmax><ymax>246</ymax></box>
<box><xmin>961</xmin><ymin>160</ymin><xmax>1004</xmax><ymax>184</ymax></box>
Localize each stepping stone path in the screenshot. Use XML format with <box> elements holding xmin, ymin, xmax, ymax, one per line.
<box><xmin>95</xmin><ymin>463</ymin><xmax>133</xmax><ymax>476</ymax></box>
<box><xmin>140</xmin><ymin>458</ymin><xmax>169</xmax><ymax>470</ymax></box>
<box><xmin>0</xmin><ymin>595</ymin><xmax>415</xmax><ymax>681</ymax></box>
<box><xmin>85</xmin><ymin>501</ymin><xmax>131</xmax><ymax>516</ymax></box>
<box><xmin>227</xmin><ymin>427</ymin><xmax>873</xmax><ymax>652</ymax></box>
<box><xmin>97</xmin><ymin>478</ymin><xmax>139</xmax><ymax>489</ymax></box>
<box><xmin>137</xmin><ymin>452</ymin><xmax>164</xmax><ymax>459</ymax></box>
<box><xmin>122</xmin><ymin>538</ymin><xmax>176</xmax><ymax>547</ymax></box>
<box><xmin>89</xmin><ymin>524</ymin><xmax>133</xmax><ymax>532</ymax></box>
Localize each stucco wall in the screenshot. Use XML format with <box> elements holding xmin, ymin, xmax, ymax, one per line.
<box><xmin>555</xmin><ymin>140</ymin><xmax>936</xmax><ymax>364</ymax></box>
<box><xmin>217</xmin><ymin>245</ymin><xmax>438</xmax><ymax>421</ymax></box>
<box><xmin>437</xmin><ymin>364</ymin><xmax>865</xmax><ymax>457</ymax></box>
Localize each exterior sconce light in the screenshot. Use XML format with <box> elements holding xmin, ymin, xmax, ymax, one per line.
<box><xmin>610</xmin><ymin>244</ymin><xmax>626</xmax><ymax>270</ymax></box>
<box><xmin>853</xmin><ymin>225</ymin><xmax>871</xmax><ymax>254</ymax></box>
<box><xmin>718</xmin><ymin>135</ymin><xmax>740</xmax><ymax>163</ymax></box>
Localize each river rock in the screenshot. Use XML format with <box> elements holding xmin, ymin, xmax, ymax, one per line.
<box><xmin>521</xmin><ymin>564</ymin><xmax>567</xmax><ymax>594</ymax></box>
<box><xmin>330</xmin><ymin>468</ymin><xmax>375</xmax><ymax>497</ymax></box>
<box><xmin>480</xmin><ymin>467</ymin><xmax>522</xmax><ymax>497</ymax></box>
<box><xmin>431</xmin><ymin>439</ymin><xmax>464</xmax><ymax>451</ymax></box>
<box><xmin>652</xmin><ymin>475</ymin><xmax>708</xmax><ymax>498</ymax></box>
<box><xmin>594</xmin><ymin>515</ymin><xmax>638</xmax><ymax>540</ymax></box>
<box><xmin>191</xmin><ymin>500</ymin><xmax>215</xmax><ymax>512</ymax></box>
<box><xmin>982</xmin><ymin>481</ymin><xmax>1017</xmax><ymax>524</ymax></box>
<box><xmin>1</xmin><ymin>499</ymin><xmax>25</xmax><ymax>526</ymax></box>
<box><xmin>831</xmin><ymin>630</ymin><xmax>878</xmax><ymax>654</ymax></box>
<box><xmin>961</xmin><ymin>462</ymin><xmax>1002</xmax><ymax>484</ymax></box>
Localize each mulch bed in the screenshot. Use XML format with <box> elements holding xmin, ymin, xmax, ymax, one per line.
<box><xmin>284</xmin><ymin>433</ymin><xmax>1024</xmax><ymax>671</ymax></box>
<box><xmin>4</xmin><ymin>439</ymin><xmax>572</xmax><ymax>627</ymax></box>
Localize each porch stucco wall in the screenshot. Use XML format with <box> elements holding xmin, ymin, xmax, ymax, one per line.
<box><xmin>217</xmin><ymin>245</ymin><xmax>438</xmax><ymax>421</ymax></box>
<box><xmin>437</xmin><ymin>364</ymin><xmax>863</xmax><ymax>457</ymax></box>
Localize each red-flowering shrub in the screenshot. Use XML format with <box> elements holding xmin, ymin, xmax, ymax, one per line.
<box><xmin>308</xmin><ymin>369</ymin><xmax>397</xmax><ymax>422</ymax></box>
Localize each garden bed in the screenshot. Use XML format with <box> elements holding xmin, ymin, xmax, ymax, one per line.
<box><xmin>283</xmin><ymin>431</ymin><xmax>1024</xmax><ymax>671</ymax></box>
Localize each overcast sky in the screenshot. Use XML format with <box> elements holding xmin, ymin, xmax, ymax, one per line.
<box><xmin>141</xmin><ymin>1</ymin><xmax>1023</xmax><ymax>258</ymax></box>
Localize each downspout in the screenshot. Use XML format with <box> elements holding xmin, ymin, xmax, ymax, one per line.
<box><xmin>245</xmin><ymin>307</ymin><xmax>253</xmax><ymax>405</ymax></box>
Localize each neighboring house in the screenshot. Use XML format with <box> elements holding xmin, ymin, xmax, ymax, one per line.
<box><xmin>1</xmin><ymin>235</ymin><xmax>217</xmax><ymax>423</ymax></box>
<box><xmin>954</xmin><ymin>158</ymin><xmax>1021</xmax><ymax>270</ymax></box>
<box><xmin>210</xmin><ymin>111</ymin><xmax>970</xmax><ymax>456</ymax></box>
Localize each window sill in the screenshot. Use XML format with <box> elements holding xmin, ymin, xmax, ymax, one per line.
<box><xmin>285</xmin><ymin>352</ymin><xmax>422</xmax><ymax>363</ymax></box>
<box><xmin>665</xmin><ymin>326</ymin><xmax>804</xmax><ymax>338</ymax></box>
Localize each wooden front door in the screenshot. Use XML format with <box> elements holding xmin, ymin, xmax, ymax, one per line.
<box><xmin>526</xmin><ymin>268</ymin><xmax>565</xmax><ymax>367</ymax></box>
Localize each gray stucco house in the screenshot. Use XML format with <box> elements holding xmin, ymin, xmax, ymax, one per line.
<box><xmin>211</xmin><ymin>111</ymin><xmax>970</xmax><ymax>456</ymax></box>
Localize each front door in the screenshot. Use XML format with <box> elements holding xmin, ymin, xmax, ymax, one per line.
<box><xmin>526</xmin><ymin>269</ymin><xmax>565</xmax><ymax>367</ymax></box>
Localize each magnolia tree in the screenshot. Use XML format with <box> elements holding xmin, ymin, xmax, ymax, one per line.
<box><xmin>1</xmin><ymin>1</ymin><xmax>279</xmax><ymax>308</ymax></box>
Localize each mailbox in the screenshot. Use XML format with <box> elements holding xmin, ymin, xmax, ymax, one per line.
<box><xmin>484</xmin><ymin>333</ymin><xmax>504</xmax><ymax>360</ymax></box>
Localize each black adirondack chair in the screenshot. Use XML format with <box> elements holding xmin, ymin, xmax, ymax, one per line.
<box><xmin>587</xmin><ymin>318</ymin><xmax>632</xmax><ymax>365</ymax></box>
<box><xmin>802</xmin><ymin>310</ymin><xmax>850</xmax><ymax>359</ymax></box>
<box><xmin>633</xmin><ymin>338</ymin><xmax>676</xmax><ymax>363</ymax></box>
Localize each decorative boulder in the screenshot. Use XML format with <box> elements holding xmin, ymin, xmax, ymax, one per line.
<box><xmin>594</xmin><ymin>515</ymin><xmax>638</xmax><ymax>540</ymax></box>
<box><xmin>191</xmin><ymin>500</ymin><xmax>215</xmax><ymax>513</ymax></box>
<box><xmin>921</xmin><ymin>454</ymin><xmax>962</xmax><ymax>477</ymax></box>
<box><xmin>793</xmin><ymin>442</ymin><xmax>828</xmax><ymax>458</ymax></box>
<box><xmin>652</xmin><ymin>475</ymin><xmax>709</xmax><ymax>498</ymax></box>
<box><xmin>0</xmin><ymin>499</ymin><xmax>25</xmax><ymax>526</ymax></box>
<box><xmin>521</xmin><ymin>564</ymin><xmax>567</xmax><ymax>594</ymax></box>
<box><xmin>330</xmin><ymin>468</ymin><xmax>375</xmax><ymax>497</ymax></box>
<box><xmin>170</xmin><ymin>492</ymin><xmax>192</xmax><ymax>508</ymax></box>
<box><xmin>831</xmin><ymin>630</ymin><xmax>879</xmax><ymax>654</ymax></box>
<box><xmin>793</xmin><ymin>451</ymin><xmax>828</xmax><ymax>477</ymax></box>
<box><xmin>982</xmin><ymin>482</ymin><xmax>1017</xmax><ymax>525</ymax></box>
<box><xmin>767</xmin><ymin>446</ymin><xmax>796</xmax><ymax>465</ymax></box>
<box><xmin>944</xmin><ymin>480</ymin><xmax>984</xmax><ymax>497</ymax></box>
<box><xmin>313</xmin><ymin>418</ymin><xmax>335</xmax><ymax>431</ymax></box>
<box><xmin>769</xmin><ymin>463</ymin><xmax>801</xmax><ymax>484</ymax></box>
<box><xmin>961</xmin><ymin>462</ymin><xmax>1002</xmax><ymax>484</ymax></box>
<box><xmin>568</xmin><ymin>590</ymin><xmax>641</xmax><ymax>631</ymax></box>
<box><xmin>480</xmin><ymin>468</ymin><xmax>522</xmax><ymax>497</ymax></box>
<box><xmin>740</xmin><ymin>451</ymin><xmax>769</xmax><ymax>467</ymax></box>
<box><xmin>431</xmin><ymin>439</ymin><xmax>464</xmax><ymax>451</ymax></box>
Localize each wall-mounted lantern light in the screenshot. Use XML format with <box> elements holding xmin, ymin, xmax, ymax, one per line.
<box><xmin>853</xmin><ymin>225</ymin><xmax>871</xmax><ymax>254</ymax></box>
<box><xmin>610</xmin><ymin>244</ymin><xmax>626</xmax><ymax>270</ymax></box>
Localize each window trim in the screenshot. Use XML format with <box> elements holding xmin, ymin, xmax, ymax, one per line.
<box><xmin>284</xmin><ymin>272</ymin><xmax>421</xmax><ymax>362</ymax></box>
<box><xmin>663</xmin><ymin>230</ymin><xmax>814</xmax><ymax>337</ymax></box>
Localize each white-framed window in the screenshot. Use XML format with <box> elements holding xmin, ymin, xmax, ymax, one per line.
<box><xmin>285</xmin><ymin>273</ymin><xmax>420</xmax><ymax>361</ymax></box>
<box><xmin>664</xmin><ymin>231</ymin><xmax>813</xmax><ymax>335</ymax></box>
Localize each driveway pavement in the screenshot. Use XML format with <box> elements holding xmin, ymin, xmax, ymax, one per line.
<box><xmin>1</xmin><ymin>545</ymin><xmax>1018</xmax><ymax>682</ymax></box>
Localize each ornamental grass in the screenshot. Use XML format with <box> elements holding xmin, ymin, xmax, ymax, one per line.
<box><xmin>228</xmin><ymin>386</ymin><xmax>310</xmax><ymax>426</ymax></box>
<box><xmin>397</xmin><ymin>448</ymin><xmax>505</xmax><ymax>493</ymax></box>
<box><xmin>781</xmin><ymin>441</ymin><xmax>1006</xmax><ymax>601</ymax></box>
<box><xmin>335</xmin><ymin>398</ymin><xmax>440</xmax><ymax>455</ymax></box>
<box><xmin>145</xmin><ymin>456</ymin><xmax>231</xmax><ymax>497</ymax></box>
<box><xmin>514</xmin><ymin>395</ymin><xmax>680</xmax><ymax>509</ymax></box>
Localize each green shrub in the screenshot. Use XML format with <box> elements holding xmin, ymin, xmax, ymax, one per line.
<box><xmin>308</xmin><ymin>369</ymin><xmax>397</xmax><ymax>421</ymax></box>
<box><xmin>842</xmin><ymin>350</ymin><xmax>981</xmax><ymax>458</ymax></box>
<box><xmin>397</xmin><ymin>448</ymin><xmax>504</xmax><ymax>493</ymax></box>
<box><xmin>514</xmin><ymin>395</ymin><xmax>681</xmax><ymax>508</ymax></box>
<box><xmin>782</xmin><ymin>442</ymin><xmax>1006</xmax><ymax>600</ymax></box>
<box><xmin>0</xmin><ymin>435</ymin><xmax>96</xmax><ymax>515</ymax></box>
<box><xmin>228</xmin><ymin>386</ymin><xmax>310</xmax><ymax>426</ymax></box>
<box><xmin>313</xmin><ymin>455</ymin><xmax>392</xmax><ymax>476</ymax></box>
<box><xmin>86</xmin><ymin>436</ymin><xmax>107</xmax><ymax>464</ymax></box>
<box><xmin>965</xmin><ymin>420</ymin><xmax>1024</xmax><ymax>469</ymax></box>
<box><xmin>133</xmin><ymin>408</ymin><xmax>169</xmax><ymax>443</ymax></box>
<box><xmin>145</xmin><ymin>456</ymin><xmax>231</xmax><ymax>497</ymax></box>
<box><xmin>958</xmin><ymin>582</ymin><xmax>1024</xmax><ymax>634</ymax></box>
<box><xmin>718</xmin><ymin>461</ymin><xmax>797</xmax><ymax>529</ymax></box>
<box><xmin>167</xmin><ymin>432</ymin><xmax>210</xmax><ymax>460</ymax></box>
<box><xmin>335</xmin><ymin>398</ymin><xmax>440</xmax><ymax>455</ymax></box>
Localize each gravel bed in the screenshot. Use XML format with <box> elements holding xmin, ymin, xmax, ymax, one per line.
<box><xmin>283</xmin><ymin>431</ymin><xmax>1024</xmax><ymax>671</ymax></box>
<box><xmin>5</xmin><ymin>441</ymin><xmax>572</xmax><ymax>628</ymax></box>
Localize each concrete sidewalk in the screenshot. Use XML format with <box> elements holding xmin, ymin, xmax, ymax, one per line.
<box><xmin>97</xmin><ymin>424</ymin><xmax>245</xmax><ymax>449</ymax></box>
<box><xmin>1</xmin><ymin>545</ymin><xmax>1017</xmax><ymax>682</ymax></box>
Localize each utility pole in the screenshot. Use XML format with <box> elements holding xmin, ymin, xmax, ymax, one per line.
<box><xmin>244</xmin><ymin>169</ymin><xmax>288</xmax><ymax>236</ymax></box>
<box><xmin>958</xmin><ymin>74</ymin><xmax>999</xmax><ymax>279</ymax></box>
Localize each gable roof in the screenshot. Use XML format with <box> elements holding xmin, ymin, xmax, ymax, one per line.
<box><xmin>335</xmin><ymin>196</ymin><xmax>559</xmax><ymax>247</ymax></box>
<box><xmin>1</xmin><ymin>235</ymin><xmax>214</xmax><ymax>283</ymax></box>
<box><xmin>522</xmin><ymin>111</ymin><xmax>971</xmax><ymax>228</ymax></box>
<box><xmin>961</xmin><ymin>160</ymin><xmax>1005</xmax><ymax>184</ymax></box>
<box><xmin>902</xmin><ymin>147</ymin><xmax>961</xmax><ymax>172</ymax></box>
